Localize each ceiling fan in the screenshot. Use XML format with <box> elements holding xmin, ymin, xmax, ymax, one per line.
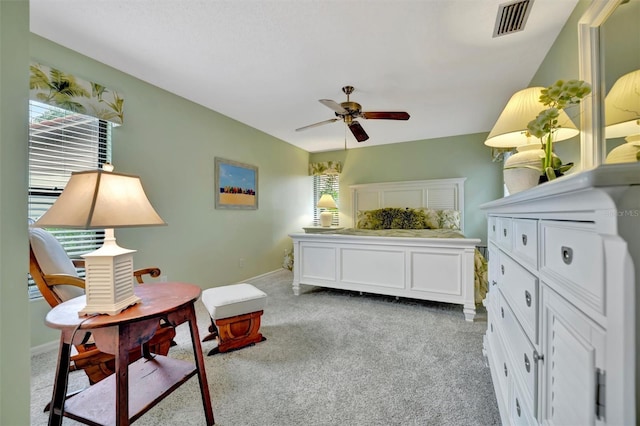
<box><xmin>295</xmin><ymin>85</ymin><xmax>410</xmax><ymax>142</ymax></box>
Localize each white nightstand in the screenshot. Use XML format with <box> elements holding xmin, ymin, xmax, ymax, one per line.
<box><xmin>302</xmin><ymin>226</ymin><xmax>344</xmax><ymax>234</ymax></box>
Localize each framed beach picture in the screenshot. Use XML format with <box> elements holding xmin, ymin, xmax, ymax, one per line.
<box><xmin>215</xmin><ymin>157</ymin><xmax>258</xmax><ymax>210</ymax></box>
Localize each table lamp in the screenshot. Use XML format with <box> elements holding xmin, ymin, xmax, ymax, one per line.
<box><xmin>485</xmin><ymin>86</ymin><xmax>579</xmax><ymax>148</ymax></box>
<box><xmin>317</xmin><ymin>193</ymin><xmax>337</xmax><ymax>227</ymax></box>
<box><xmin>32</xmin><ymin>164</ymin><xmax>166</xmax><ymax>316</ymax></box>
<box><xmin>605</xmin><ymin>69</ymin><xmax>640</xmax><ymax>164</ymax></box>
<box><xmin>485</xmin><ymin>87</ymin><xmax>579</xmax><ymax>194</ymax></box>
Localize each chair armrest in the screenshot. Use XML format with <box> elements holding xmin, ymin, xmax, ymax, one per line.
<box><xmin>134</xmin><ymin>267</ymin><xmax>162</xmax><ymax>284</ymax></box>
<box><xmin>71</xmin><ymin>259</ymin><xmax>85</xmax><ymax>269</ymax></box>
<box><xmin>43</xmin><ymin>274</ymin><xmax>86</xmax><ymax>289</ymax></box>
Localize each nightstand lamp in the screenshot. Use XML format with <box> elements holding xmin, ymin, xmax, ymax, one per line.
<box><xmin>317</xmin><ymin>193</ymin><xmax>337</xmax><ymax>227</ymax></box>
<box><xmin>605</xmin><ymin>69</ymin><xmax>640</xmax><ymax>164</ymax></box>
<box><xmin>32</xmin><ymin>163</ymin><xmax>166</xmax><ymax>316</ymax></box>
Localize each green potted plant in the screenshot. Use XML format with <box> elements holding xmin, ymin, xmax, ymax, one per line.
<box><xmin>526</xmin><ymin>79</ymin><xmax>592</xmax><ymax>181</ymax></box>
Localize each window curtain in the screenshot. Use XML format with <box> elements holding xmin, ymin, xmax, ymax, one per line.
<box><xmin>309</xmin><ymin>161</ymin><xmax>343</xmax><ymax>176</ymax></box>
<box><xmin>29</xmin><ymin>62</ymin><xmax>125</xmax><ymax>126</ymax></box>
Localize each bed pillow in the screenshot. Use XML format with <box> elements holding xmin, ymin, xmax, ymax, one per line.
<box><xmin>439</xmin><ymin>209</ymin><xmax>461</xmax><ymax>230</ymax></box>
<box><xmin>420</xmin><ymin>208</ymin><xmax>441</xmax><ymax>229</ymax></box>
<box><xmin>356</xmin><ymin>208</ymin><xmax>427</xmax><ymax>230</ymax></box>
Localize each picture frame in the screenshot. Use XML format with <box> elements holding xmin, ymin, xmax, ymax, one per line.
<box><xmin>214</xmin><ymin>157</ymin><xmax>258</xmax><ymax>210</ymax></box>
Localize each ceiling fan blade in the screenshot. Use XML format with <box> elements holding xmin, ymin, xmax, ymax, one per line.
<box><xmin>295</xmin><ymin>118</ymin><xmax>339</xmax><ymax>132</ymax></box>
<box><xmin>319</xmin><ymin>99</ymin><xmax>348</xmax><ymax>114</ymax></box>
<box><xmin>348</xmin><ymin>121</ymin><xmax>369</xmax><ymax>142</ymax></box>
<box><xmin>361</xmin><ymin>111</ymin><xmax>410</xmax><ymax>120</ymax></box>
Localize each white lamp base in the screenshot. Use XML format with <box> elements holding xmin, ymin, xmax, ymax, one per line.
<box><xmin>319</xmin><ymin>211</ymin><xmax>333</xmax><ymax>227</ymax></box>
<box><xmin>79</xmin><ymin>229</ymin><xmax>140</xmax><ymax>316</ymax></box>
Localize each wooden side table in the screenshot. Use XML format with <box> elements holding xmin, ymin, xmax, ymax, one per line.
<box><xmin>45</xmin><ymin>282</ymin><xmax>214</xmax><ymax>426</ymax></box>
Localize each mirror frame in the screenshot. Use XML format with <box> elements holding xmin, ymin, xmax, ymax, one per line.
<box><xmin>577</xmin><ymin>0</ymin><xmax>625</xmax><ymax>170</ymax></box>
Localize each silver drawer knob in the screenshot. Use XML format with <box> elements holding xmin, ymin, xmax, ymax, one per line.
<box><xmin>525</xmin><ymin>290</ymin><xmax>532</xmax><ymax>307</ymax></box>
<box><xmin>561</xmin><ymin>246</ymin><xmax>573</xmax><ymax>265</ymax></box>
<box><xmin>524</xmin><ymin>353</ymin><xmax>530</xmax><ymax>372</ymax></box>
<box><xmin>501</xmin><ymin>264</ymin><xmax>505</xmax><ymax>275</ymax></box>
<box><xmin>522</xmin><ymin>234</ymin><xmax>527</xmax><ymax>246</ymax></box>
<box><xmin>501</xmin><ymin>307</ymin><xmax>505</xmax><ymax>318</ymax></box>
<box><xmin>503</xmin><ymin>228</ymin><xmax>507</xmax><ymax>237</ymax></box>
<box><xmin>516</xmin><ymin>398</ymin><xmax>521</xmax><ymax>417</ymax></box>
<box><xmin>504</xmin><ymin>362</ymin><xmax>508</xmax><ymax>377</ymax></box>
<box><xmin>491</xmin><ymin>280</ymin><xmax>497</xmax><ymax>286</ymax></box>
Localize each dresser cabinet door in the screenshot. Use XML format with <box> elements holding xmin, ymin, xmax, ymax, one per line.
<box><xmin>540</xmin><ymin>285</ymin><xmax>605</xmax><ymax>426</ymax></box>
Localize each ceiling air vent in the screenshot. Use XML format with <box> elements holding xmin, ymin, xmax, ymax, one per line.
<box><xmin>493</xmin><ymin>0</ymin><xmax>533</xmax><ymax>37</ymax></box>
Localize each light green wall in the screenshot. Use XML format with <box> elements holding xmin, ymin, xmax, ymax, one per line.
<box><xmin>28</xmin><ymin>35</ymin><xmax>312</xmax><ymax>347</ymax></box>
<box><xmin>310</xmin><ymin>133</ymin><xmax>504</xmax><ymax>244</ymax></box>
<box><xmin>0</xmin><ymin>1</ymin><xmax>31</xmax><ymax>424</ymax></box>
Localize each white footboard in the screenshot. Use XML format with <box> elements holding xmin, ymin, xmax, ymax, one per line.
<box><xmin>290</xmin><ymin>233</ymin><xmax>479</xmax><ymax>321</ymax></box>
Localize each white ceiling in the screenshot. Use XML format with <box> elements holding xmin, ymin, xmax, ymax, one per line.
<box><xmin>30</xmin><ymin>0</ymin><xmax>579</xmax><ymax>153</ymax></box>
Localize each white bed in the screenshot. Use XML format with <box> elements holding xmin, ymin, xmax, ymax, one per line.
<box><xmin>290</xmin><ymin>178</ymin><xmax>483</xmax><ymax>321</ymax></box>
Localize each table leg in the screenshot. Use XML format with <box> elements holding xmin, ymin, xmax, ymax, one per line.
<box><xmin>48</xmin><ymin>336</ymin><xmax>72</xmax><ymax>426</ymax></box>
<box><xmin>115</xmin><ymin>323</ymin><xmax>131</xmax><ymax>426</ymax></box>
<box><xmin>187</xmin><ymin>305</ymin><xmax>215</xmax><ymax>426</ymax></box>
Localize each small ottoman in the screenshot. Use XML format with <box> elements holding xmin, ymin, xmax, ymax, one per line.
<box><xmin>201</xmin><ymin>283</ymin><xmax>267</xmax><ymax>355</ymax></box>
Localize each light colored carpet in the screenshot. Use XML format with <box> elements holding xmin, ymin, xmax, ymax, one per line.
<box><xmin>30</xmin><ymin>269</ymin><xmax>500</xmax><ymax>425</ymax></box>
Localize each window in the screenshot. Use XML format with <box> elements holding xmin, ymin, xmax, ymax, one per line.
<box><xmin>28</xmin><ymin>101</ymin><xmax>111</xmax><ymax>298</ymax></box>
<box><xmin>312</xmin><ymin>174</ymin><xmax>339</xmax><ymax>226</ymax></box>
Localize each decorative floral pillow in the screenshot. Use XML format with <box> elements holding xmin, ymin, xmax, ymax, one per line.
<box><xmin>439</xmin><ymin>209</ymin><xmax>461</xmax><ymax>230</ymax></box>
<box><xmin>356</xmin><ymin>207</ymin><xmax>460</xmax><ymax>230</ymax></box>
<box><xmin>356</xmin><ymin>208</ymin><xmax>427</xmax><ymax>230</ymax></box>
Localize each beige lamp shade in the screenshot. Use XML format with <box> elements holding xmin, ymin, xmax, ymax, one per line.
<box><xmin>34</xmin><ymin>169</ymin><xmax>166</xmax><ymax>229</ymax></box>
<box><xmin>605</xmin><ymin>69</ymin><xmax>640</xmax><ymax>139</ymax></box>
<box><xmin>316</xmin><ymin>193</ymin><xmax>338</xmax><ymax>209</ymax></box>
<box><xmin>32</xmin><ymin>167</ymin><xmax>166</xmax><ymax>316</ymax></box>
<box><xmin>485</xmin><ymin>87</ymin><xmax>579</xmax><ymax>148</ymax></box>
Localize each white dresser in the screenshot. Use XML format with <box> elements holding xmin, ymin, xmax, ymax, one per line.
<box><xmin>481</xmin><ymin>164</ymin><xmax>640</xmax><ymax>426</ymax></box>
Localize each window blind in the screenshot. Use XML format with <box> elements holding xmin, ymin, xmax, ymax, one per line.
<box><xmin>28</xmin><ymin>101</ymin><xmax>111</xmax><ymax>298</ymax></box>
<box><xmin>312</xmin><ymin>174</ymin><xmax>339</xmax><ymax>226</ymax></box>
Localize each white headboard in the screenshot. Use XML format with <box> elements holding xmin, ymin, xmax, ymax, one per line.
<box><xmin>349</xmin><ymin>178</ymin><xmax>467</xmax><ymax>232</ymax></box>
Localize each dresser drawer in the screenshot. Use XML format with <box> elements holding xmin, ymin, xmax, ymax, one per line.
<box><xmin>497</xmin><ymin>296</ymin><xmax>538</xmax><ymax>414</ymax></box>
<box><xmin>496</xmin><ymin>217</ymin><xmax>513</xmax><ymax>251</ymax></box>
<box><xmin>499</xmin><ymin>254</ymin><xmax>538</xmax><ymax>344</ymax></box>
<box><xmin>487</xmin><ymin>244</ymin><xmax>500</xmax><ymax>290</ymax></box>
<box><xmin>513</xmin><ymin>219</ymin><xmax>538</xmax><ymax>268</ymax></box>
<box><xmin>488</xmin><ymin>216</ymin><xmax>498</xmax><ymax>243</ymax></box>
<box><xmin>486</xmin><ymin>310</ymin><xmax>511</xmax><ymax>412</ymax></box>
<box><xmin>540</xmin><ymin>220</ymin><xmax>605</xmax><ymax>315</ymax></box>
<box><xmin>510</xmin><ymin>376</ymin><xmax>537</xmax><ymax>426</ymax></box>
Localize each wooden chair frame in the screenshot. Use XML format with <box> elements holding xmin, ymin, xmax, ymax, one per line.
<box><xmin>29</xmin><ymin>244</ymin><xmax>176</xmax><ymax>386</ymax></box>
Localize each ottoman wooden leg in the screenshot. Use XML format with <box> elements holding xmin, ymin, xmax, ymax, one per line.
<box><xmin>202</xmin><ymin>318</ymin><xmax>219</xmax><ymax>342</ymax></box>
<box><xmin>208</xmin><ymin>310</ymin><xmax>265</xmax><ymax>355</ymax></box>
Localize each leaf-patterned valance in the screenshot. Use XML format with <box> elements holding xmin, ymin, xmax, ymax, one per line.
<box><xmin>29</xmin><ymin>62</ymin><xmax>125</xmax><ymax>126</ymax></box>
<box><xmin>309</xmin><ymin>161</ymin><xmax>343</xmax><ymax>176</ymax></box>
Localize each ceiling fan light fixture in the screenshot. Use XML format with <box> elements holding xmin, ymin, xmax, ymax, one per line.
<box><xmin>295</xmin><ymin>85</ymin><xmax>409</xmax><ymax>143</ymax></box>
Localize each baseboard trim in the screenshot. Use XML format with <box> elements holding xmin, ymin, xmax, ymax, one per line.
<box><xmin>31</xmin><ymin>340</ymin><xmax>58</xmax><ymax>356</ymax></box>
<box><xmin>235</xmin><ymin>269</ymin><xmax>285</xmax><ymax>283</ymax></box>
